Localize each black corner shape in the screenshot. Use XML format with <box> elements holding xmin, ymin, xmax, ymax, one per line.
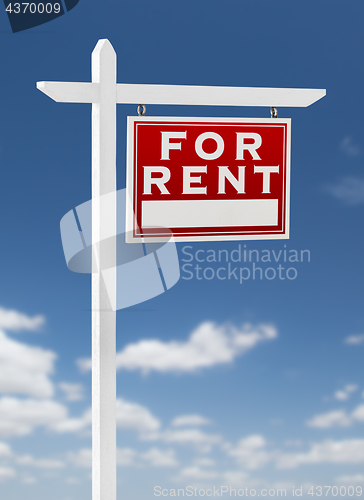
<box><xmin>4</xmin><ymin>0</ymin><xmax>80</xmax><ymax>33</ymax></box>
<box><xmin>64</xmin><ymin>0</ymin><xmax>78</xmax><ymax>11</ymax></box>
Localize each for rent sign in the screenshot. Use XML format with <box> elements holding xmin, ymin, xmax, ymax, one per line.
<box><xmin>126</xmin><ymin>117</ymin><xmax>291</xmax><ymax>242</ymax></box>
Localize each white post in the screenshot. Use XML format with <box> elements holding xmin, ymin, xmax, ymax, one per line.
<box><xmin>91</xmin><ymin>40</ymin><xmax>117</xmax><ymax>500</ymax></box>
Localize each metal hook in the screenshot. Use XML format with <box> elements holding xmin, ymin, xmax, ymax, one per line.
<box><xmin>137</xmin><ymin>104</ymin><xmax>146</xmax><ymax>116</ymax></box>
<box><xmin>270</xmin><ymin>106</ymin><xmax>278</xmax><ymax>118</ymax></box>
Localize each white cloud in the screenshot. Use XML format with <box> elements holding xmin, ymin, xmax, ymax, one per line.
<box><xmin>40</xmin><ymin>471</ymin><xmax>60</xmax><ymax>479</ymax></box>
<box><xmin>67</xmin><ymin>449</ymin><xmax>92</xmax><ymax>468</ymax></box>
<box><xmin>179</xmin><ymin>466</ymin><xmax>219</xmax><ymax>480</ymax></box>
<box><xmin>59</xmin><ymin>383</ymin><xmax>84</xmax><ymax>402</ymax></box>
<box><xmin>143</xmin><ymin>428</ymin><xmax>222</xmax><ymax>452</ymax></box>
<box><xmin>336</xmin><ymin>474</ymin><xmax>364</xmax><ymax>484</ymax></box>
<box><xmin>334</xmin><ymin>392</ymin><xmax>348</xmax><ymax>401</ymax></box>
<box><xmin>335</xmin><ymin>391</ymin><xmax>349</xmax><ymax>401</ymax></box>
<box><xmin>345</xmin><ymin>384</ymin><xmax>358</xmax><ymax>392</ymax></box>
<box><xmin>116</xmin><ymin>398</ymin><xmax>160</xmax><ymax>432</ymax></box>
<box><xmin>78</xmin><ymin>322</ymin><xmax>277</xmax><ymax>374</ymax></box>
<box><xmin>68</xmin><ymin>447</ymin><xmax>177</xmax><ymax>468</ymax></box>
<box><xmin>193</xmin><ymin>458</ymin><xmax>216</xmax><ymax>467</ymax></box>
<box><xmin>222</xmin><ymin>473</ymin><xmax>291</xmax><ymax>492</ymax></box>
<box><xmin>351</xmin><ymin>404</ymin><xmax>364</xmax><ymax>422</ymax></box>
<box><xmin>306</xmin><ymin>403</ymin><xmax>364</xmax><ymax>429</ymax></box>
<box><xmin>344</xmin><ymin>334</ymin><xmax>364</xmax><ymax>345</ymax></box>
<box><xmin>334</xmin><ymin>384</ymin><xmax>358</xmax><ymax>401</ymax></box>
<box><xmin>51</xmin><ymin>398</ymin><xmax>160</xmax><ymax>435</ymax></box>
<box><xmin>0</xmin><ymin>467</ymin><xmax>16</xmax><ymax>481</ymax></box>
<box><xmin>0</xmin><ymin>397</ymin><xmax>67</xmax><ymax>437</ymax></box>
<box><xmin>284</xmin><ymin>440</ymin><xmax>303</xmax><ymax>448</ymax></box>
<box><xmin>0</xmin><ymin>307</ymin><xmax>45</xmax><ymax>332</ymax></box>
<box><xmin>50</xmin><ymin>409</ymin><xmax>91</xmax><ymax>434</ymax></box>
<box><xmin>228</xmin><ymin>435</ymin><xmax>273</xmax><ymax>470</ymax></box>
<box><xmin>0</xmin><ymin>442</ymin><xmax>12</xmax><ymax>457</ymax></box>
<box><xmin>140</xmin><ymin>448</ymin><xmax>178</xmax><ymax>467</ymax></box>
<box><xmin>21</xmin><ymin>475</ymin><xmax>37</xmax><ymax>484</ymax></box>
<box><xmin>306</xmin><ymin>410</ymin><xmax>352</xmax><ymax>429</ymax></box>
<box><xmin>16</xmin><ymin>454</ymin><xmax>64</xmax><ymax>469</ymax></box>
<box><xmin>0</xmin><ymin>330</ymin><xmax>56</xmax><ymax>398</ymax></box>
<box><xmin>270</xmin><ymin>419</ymin><xmax>284</xmax><ymax>426</ymax></box>
<box><xmin>340</xmin><ymin>136</ymin><xmax>361</xmax><ymax>157</ymax></box>
<box><xmin>65</xmin><ymin>477</ymin><xmax>80</xmax><ymax>485</ymax></box>
<box><xmin>172</xmin><ymin>415</ymin><xmax>212</xmax><ymax>427</ymax></box>
<box><xmin>69</xmin><ymin>447</ymin><xmax>138</xmax><ymax>468</ymax></box>
<box><xmin>277</xmin><ymin>439</ymin><xmax>364</xmax><ymax>468</ymax></box>
<box><xmin>325</xmin><ymin>177</ymin><xmax>364</xmax><ymax>205</ymax></box>
<box><xmin>221</xmin><ymin>471</ymin><xmax>251</xmax><ymax>487</ymax></box>
<box><xmin>116</xmin><ymin>448</ymin><xmax>137</xmax><ymax>466</ymax></box>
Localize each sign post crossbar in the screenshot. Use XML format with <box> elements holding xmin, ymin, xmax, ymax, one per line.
<box><xmin>37</xmin><ymin>38</ymin><xmax>326</xmax><ymax>500</ymax></box>
<box><xmin>38</xmin><ymin>80</ymin><xmax>326</xmax><ymax>107</ymax></box>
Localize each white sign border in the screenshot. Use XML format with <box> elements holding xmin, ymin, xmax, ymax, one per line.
<box><xmin>126</xmin><ymin>116</ymin><xmax>291</xmax><ymax>243</ymax></box>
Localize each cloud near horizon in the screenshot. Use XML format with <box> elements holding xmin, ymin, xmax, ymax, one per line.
<box><xmin>171</xmin><ymin>414</ymin><xmax>212</xmax><ymax>427</ymax></box>
<box><xmin>227</xmin><ymin>434</ymin><xmax>364</xmax><ymax>470</ymax></box>
<box><xmin>324</xmin><ymin>177</ymin><xmax>364</xmax><ymax>206</ymax></box>
<box><xmin>344</xmin><ymin>334</ymin><xmax>364</xmax><ymax>345</ymax></box>
<box><xmin>50</xmin><ymin>397</ymin><xmax>161</xmax><ymax>435</ymax></box>
<box><xmin>340</xmin><ymin>136</ymin><xmax>361</xmax><ymax>157</ymax></box>
<box><xmin>306</xmin><ymin>404</ymin><xmax>364</xmax><ymax>429</ymax></box>
<box><xmin>77</xmin><ymin>321</ymin><xmax>278</xmax><ymax>374</ymax></box>
<box><xmin>0</xmin><ymin>307</ymin><xmax>45</xmax><ymax>332</ymax></box>
<box><xmin>0</xmin><ymin>330</ymin><xmax>56</xmax><ymax>399</ymax></box>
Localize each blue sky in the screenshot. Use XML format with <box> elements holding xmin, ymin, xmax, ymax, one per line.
<box><xmin>0</xmin><ymin>1</ymin><xmax>364</xmax><ymax>499</ymax></box>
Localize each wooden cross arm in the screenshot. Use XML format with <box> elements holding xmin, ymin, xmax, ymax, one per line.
<box><xmin>36</xmin><ymin>81</ymin><xmax>99</xmax><ymax>103</ymax></box>
<box><xmin>37</xmin><ymin>80</ymin><xmax>326</xmax><ymax>107</ymax></box>
<box><xmin>117</xmin><ymin>84</ymin><xmax>326</xmax><ymax>107</ymax></box>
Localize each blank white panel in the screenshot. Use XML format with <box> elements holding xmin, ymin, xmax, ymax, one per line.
<box><xmin>142</xmin><ymin>199</ymin><xmax>278</xmax><ymax>228</ymax></box>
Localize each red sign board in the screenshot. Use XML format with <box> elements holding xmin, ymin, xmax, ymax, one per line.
<box><xmin>126</xmin><ymin>117</ymin><xmax>291</xmax><ymax>242</ymax></box>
